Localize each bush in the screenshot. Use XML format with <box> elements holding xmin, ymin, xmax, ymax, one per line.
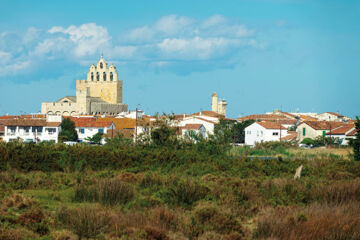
<box><xmin>164</xmin><ymin>177</ymin><xmax>209</xmax><ymax>207</ymax></box>
<box><xmin>56</xmin><ymin>205</ymin><xmax>110</xmax><ymax>240</ymax></box>
<box><xmin>73</xmin><ymin>177</ymin><xmax>135</xmax><ymax>206</ymax></box>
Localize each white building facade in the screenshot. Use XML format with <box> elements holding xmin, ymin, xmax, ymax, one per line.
<box><xmin>245</xmin><ymin>121</ymin><xmax>289</xmax><ymax>146</ymax></box>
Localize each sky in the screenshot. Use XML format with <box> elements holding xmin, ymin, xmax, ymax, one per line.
<box><xmin>0</xmin><ymin>0</ymin><xmax>359</xmax><ymax>118</ymax></box>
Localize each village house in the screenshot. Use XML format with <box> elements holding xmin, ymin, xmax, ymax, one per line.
<box><xmin>180</xmin><ymin>124</ymin><xmax>206</xmax><ymax>139</ymax></box>
<box><xmin>68</xmin><ymin>117</ymin><xmax>115</xmax><ymax>143</ymax></box>
<box><xmin>245</xmin><ymin>121</ymin><xmax>289</xmax><ymax>146</ymax></box>
<box><xmin>296</xmin><ymin>121</ymin><xmax>344</xmax><ymax>142</ymax></box>
<box><xmin>326</xmin><ymin>124</ymin><xmax>355</xmax><ymax>145</ymax></box>
<box><xmin>2</xmin><ymin>115</ymin><xmax>62</xmax><ymax>143</ymax></box>
<box><xmin>317</xmin><ymin>112</ymin><xmax>351</xmax><ymax>122</ymax></box>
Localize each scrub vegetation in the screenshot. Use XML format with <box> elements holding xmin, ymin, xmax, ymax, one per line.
<box><xmin>0</xmin><ymin>118</ymin><xmax>359</xmax><ymax>239</ymax></box>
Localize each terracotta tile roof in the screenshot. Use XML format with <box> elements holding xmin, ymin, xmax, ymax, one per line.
<box><xmin>104</xmin><ymin>129</ymin><xmax>134</xmax><ymax>139</ymax></box>
<box><xmin>279</xmin><ymin>112</ymin><xmax>297</xmax><ymax>119</ymax></box>
<box><xmin>46</xmin><ymin>122</ymin><xmax>61</xmax><ymax>127</ymax></box>
<box><xmin>299</xmin><ymin>115</ymin><xmax>318</xmax><ymax>121</ymax></box>
<box><xmin>325</xmin><ymin>112</ymin><xmax>344</xmax><ymax>118</ymax></box>
<box><xmin>183</xmin><ymin>124</ymin><xmax>203</xmax><ymax>130</ymax></box>
<box><xmin>346</xmin><ymin>129</ymin><xmax>357</xmax><ymax>136</ymax></box>
<box><xmin>282</xmin><ymin>133</ymin><xmax>297</xmax><ymax>141</ymax></box>
<box><xmin>326</xmin><ymin>124</ymin><xmax>354</xmax><ymax>135</ymax></box>
<box><xmin>302</xmin><ymin>121</ymin><xmax>343</xmax><ymax>130</ymax></box>
<box><xmin>238</xmin><ymin>114</ymin><xmax>289</xmax><ymax>121</ymax></box>
<box><xmin>0</xmin><ymin>124</ymin><xmax>4</xmax><ymax>133</ymax></box>
<box><xmin>273</xmin><ymin>119</ymin><xmax>298</xmax><ymax>125</ymax></box>
<box><xmin>2</xmin><ymin>119</ymin><xmax>47</xmax><ymax>127</ymax></box>
<box><xmin>97</xmin><ymin>117</ymin><xmax>136</xmax><ymax>129</ymax></box>
<box><xmin>257</xmin><ymin>121</ymin><xmax>287</xmax><ymax>130</ymax></box>
<box><xmin>67</xmin><ymin>117</ymin><xmax>112</xmax><ymax>128</ymax></box>
<box><xmin>192</xmin><ymin>111</ymin><xmax>224</xmax><ymax>118</ymax></box>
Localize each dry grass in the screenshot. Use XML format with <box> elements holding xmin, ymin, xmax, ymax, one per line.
<box><xmin>289</xmin><ymin>147</ymin><xmax>353</xmax><ymax>159</ymax></box>
<box><xmin>253</xmin><ymin>202</ymin><xmax>360</xmax><ymax>240</ymax></box>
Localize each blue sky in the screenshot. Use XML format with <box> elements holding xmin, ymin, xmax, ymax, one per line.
<box><xmin>0</xmin><ymin>0</ymin><xmax>359</xmax><ymax>118</ymax></box>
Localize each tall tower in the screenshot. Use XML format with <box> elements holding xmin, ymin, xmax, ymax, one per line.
<box><xmin>211</xmin><ymin>92</ymin><xmax>227</xmax><ymax>117</ymax></box>
<box><xmin>77</xmin><ymin>56</ymin><xmax>123</xmax><ymax>104</ymax></box>
<box><xmin>211</xmin><ymin>92</ymin><xmax>218</xmax><ymax>113</ymax></box>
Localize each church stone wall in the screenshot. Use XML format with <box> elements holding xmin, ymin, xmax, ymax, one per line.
<box><xmin>90</xmin><ymin>102</ymin><xmax>128</xmax><ymax>115</ymax></box>
<box><xmin>41</xmin><ymin>102</ymin><xmax>77</xmax><ymax>116</ymax></box>
<box><xmin>76</xmin><ymin>80</ymin><xmax>123</xmax><ymax>104</ymax></box>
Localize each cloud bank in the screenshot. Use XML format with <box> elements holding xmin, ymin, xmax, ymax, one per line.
<box><xmin>0</xmin><ymin>15</ymin><xmax>263</xmax><ymax>77</ymax></box>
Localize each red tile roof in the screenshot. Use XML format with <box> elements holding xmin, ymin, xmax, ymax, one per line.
<box><xmin>299</xmin><ymin>115</ymin><xmax>318</xmax><ymax>121</ymax></box>
<box><xmin>192</xmin><ymin>111</ymin><xmax>224</xmax><ymax>118</ymax></box>
<box><xmin>183</xmin><ymin>124</ymin><xmax>203</xmax><ymax>130</ymax></box>
<box><xmin>46</xmin><ymin>122</ymin><xmax>61</xmax><ymax>127</ymax></box>
<box><xmin>347</xmin><ymin>129</ymin><xmax>357</xmax><ymax>136</ymax></box>
<box><xmin>104</xmin><ymin>129</ymin><xmax>134</xmax><ymax>139</ymax></box>
<box><xmin>238</xmin><ymin>114</ymin><xmax>289</xmax><ymax>121</ymax></box>
<box><xmin>282</xmin><ymin>133</ymin><xmax>298</xmax><ymax>141</ymax></box>
<box><xmin>2</xmin><ymin>119</ymin><xmax>47</xmax><ymax>127</ymax></box>
<box><xmin>302</xmin><ymin>121</ymin><xmax>343</xmax><ymax>130</ymax></box>
<box><xmin>324</xmin><ymin>112</ymin><xmax>344</xmax><ymax>118</ymax></box>
<box><xmin>97</xmin><ymin>117</ymin><xmax>136</xmax><ymax>129</ymax></box>
<box><xmin>326</xmin><ymin>124</ymin><xmax>354</xmax><ymax>135</ymax></box>
<box><xmin>257</xmin><ymin>121</ymin><xmax>287</xmax><ymax>130</ymax></box>
<box><xmin>66</xmin><ymin>117</ymin><xmax>112</xmax><ymax>128</ymax></box>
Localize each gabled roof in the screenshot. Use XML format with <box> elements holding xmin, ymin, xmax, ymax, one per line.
<box><xmin>192</xmin><ymin>111</ymin><xmax>224</xmax><ymax>118</ymax></box>
<box><xmin>299</xmin><ymin>115</ymin><xmax>318</xmax><ymax>121</ymax></box>
<box><xmin>238</xmin><ymin>114</ymin><xmax>289</xmax><ymax>121</ymax></box>
<box><xmin>183</xmin><ymin>124</ymin><xmax>203</xmax><ymax>130</ymax></box>
<box><xmin>46</xmin><ymin>122</ymin><xmax>62</xmax><ymax>127</ymax></box>
<box><xmin>97</xmin><ymin>117</ymin><xmax>136</xmax><ymax>129</ymax></box>
<box><xmin>257</xmin><ymin>121</ymin><xmax>287</xmax><ymax>130</ymax></box>
<box><xmin>301</xmin><ymin>121</ymin><xmax>343</xmax><ymax>130</ymax></box>
<box><xmin>104</xmin><ymin>129</ymin><xmax>134</xmax><ymax>139</ymax></box>
<box><xmin>2</xmin><ymin>119</ymin><xmax>47</xmax><ymax>127</ymax></box>
<box><xmin>326</xmin><ymin>124</ymin><xmax>354</xmax><ymax>135</ymax></box>
<box><xmin>66</xmin><ymin>117</ymin><xmax>112</xmax><ymax>128</ymax></box>
<box><xmin>323</xmin><ymin>112</ymin><xmax>344</xmax><ymax>118</ymax></box>
<box><xmin>282</xmin><ymin>133</ymin><xmax>298</xmax><ymax>141</ymax></box>
<box><xmin>346</xmin><ymin>129</ymin><xmax>357</xmax><ymax>137</ymax></box>
<box><xmin>56</xmin><ymin>96</ymin><xmax>76</xmax><ymax>103</ymax></box>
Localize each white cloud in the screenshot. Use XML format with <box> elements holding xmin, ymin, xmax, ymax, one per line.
<box><xmin>158</xmin><ymin>37</ymin><xmax>240</xmax><ymax>60</ymax></box>
<box><xmin>48</xmin><ymin>23</ymin><xmax>111</xmax><ymax>57</ymax></box>
<box><xmin>0</xmin><ymin>15</ymin><xmax>264</xmax><ymax>76</ymax></box>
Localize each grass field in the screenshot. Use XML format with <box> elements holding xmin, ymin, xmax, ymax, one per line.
<box><xmin>0</xmin><ymin>143</ymin><xmax>359</xmax><ymax>240</ymax></box>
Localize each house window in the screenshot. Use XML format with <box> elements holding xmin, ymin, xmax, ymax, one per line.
<box><xmin>303</xmin><ymin>128</ymin><xmax>306</xmax><ymax>136</ymax></box>
<box><xmin>98</xmin><ymin>128</ymin><xmax>104</xmax><ymax>133</ymax></box>
<box><xmin>273</xmin><ymin>132</ymin><xmax>279</xmax><ymax>136</ymax></box>
<box><xmin>247</xmin><ymin>130</ymin><xmax>251</xmax><ymax>134</ymax></box>
<box><xmin>32</xmin><ymin>127</ymin><xmax>43</xmax><ymax>133</ymax></box>
<box><xmin>79</xmin><ymin>128</ymin><xmax>85</xmax><ymax>134</ymax></box>
<box><xmin>47</xmin><ymin>128</ymin><xmax>56</xmax><ymax>135</ymax></box>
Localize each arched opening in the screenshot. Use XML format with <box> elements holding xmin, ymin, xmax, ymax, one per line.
<box><xmin>91</xmin><ymin>72</ymin><xmax>94</xmax><ymax>81</ymax></box>
<box><xmin>96</xmin><ymin>72</ymin><xmax>99</xmax><ymax>81</ymax></box>
<box><xmin>103</xmin><ymin>72</ymin><xmax>106</xmax><ymax>81</ymax></box>
<box><xmin>47</xmin><ymin>111</ymin><xmax>54</xmax><ymax>115</ymax></box>
<box><xmin>55</xmin><ymin>111</ymin><xmax>61</xmax><ymax>116</ymax></box>
<box><xmin>100</xmin><ymin>62</ymin><xmax>103</xmax><ymax>69</ymax></box>
<box><xmin>110</xmin><ymin>72</ymin><xmax>113</xmax><ymax>81</ymax></box>
<box><xmin>63</xmin><ymin>111</ymin><xmax>70</xmax><ymax>116</ymax></box>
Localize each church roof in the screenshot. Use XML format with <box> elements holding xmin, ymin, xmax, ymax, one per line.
<box><xmin>56</xmin><ymin>96</ymin><xmax>76</xmax><ymax>103</ymax></box>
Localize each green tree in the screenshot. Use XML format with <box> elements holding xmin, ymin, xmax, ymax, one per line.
<box><xmin>58</xmin><ymin>118</ymin><xmax>78</xmax><ymax>142</ymax></box>
<box><xmin>351</xmin><ymin>117</ymin><xmax>360</xmax><ymax>161</ymax></box>
<box><xmin>86</xmin><ymin>132</ymin><xmax>103</xmax><ymax>144</ymax></box>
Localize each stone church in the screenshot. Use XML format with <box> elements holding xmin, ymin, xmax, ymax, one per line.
<box><xmin>41</xmin><ymin>56</ymin><xmax>128</xmax><ymax>116</ymax></box>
